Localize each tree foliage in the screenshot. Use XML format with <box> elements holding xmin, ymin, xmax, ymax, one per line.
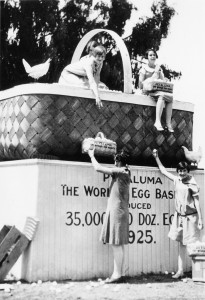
<box><xmin>0</xmin><ymin>0</ymin><xmax>179</xmax><ymax>91</ymax></box>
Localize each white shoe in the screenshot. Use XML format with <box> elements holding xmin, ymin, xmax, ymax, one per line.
<box><xmin>154</xmin><ymin>123</ymin><xmax>164</xmax><ymax>131</ymax></box>
<box><xmin>172</xmin><ymin>271</ymin><xmax>184</xmax><ymax>279</ymax></box>
<box><xmin>166</xmin><ymin>125</ymin><xmax>174</xmax><ymax>133</ymax></box>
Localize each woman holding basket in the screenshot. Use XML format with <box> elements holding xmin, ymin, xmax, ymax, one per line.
<box><xmin>139</xmin><ymin>49</ymin><xmax>174</xmax><ymax>132</ymax></box>
<box><xmin>88</xmin><ymin>147</ymin><xmax>131</xmax><ymax>283</ymax></box>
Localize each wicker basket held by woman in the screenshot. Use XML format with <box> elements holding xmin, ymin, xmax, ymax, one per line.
<box><xmin>82</xmin><ymin>132</ymin><xmax>117</xmax><ymax>156</ymax></box>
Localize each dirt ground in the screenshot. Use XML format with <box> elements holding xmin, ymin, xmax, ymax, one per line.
<box><xmin>0</xmin><ymin>272</ymin><xmax>205</xmax><ymax>300</ymax></box>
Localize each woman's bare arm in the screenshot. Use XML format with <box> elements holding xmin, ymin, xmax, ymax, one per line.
<box><xmin>94</xmin><ymin>63</ymin><xmax>102</xmax><ymax>84</ymax></box>
<box><xmin>152</xmin><ymin>149</ymin><xmax>175</xmax><ymax>181</ymax></box>
<box><xmin>84</xmin><ymin>61</ymin><xmax>102</xmax><ymax>108</ymax></box>
<box><xmin>88</xmin><ymin>149</ymin><xmax>128</xmax><ymax>175</ymax></box>
<box><xmin>138</xmin><ymin>72</ymin><xmax>145</xmax><ymax>89</ymax></box>
<box><xmin>90</xmin><ymin>155</ymin><xmax>113</xmax><ymax>175</ymax></box>
<box><xmin>194</xmin><ymin>198</ymin><xmax>204</xmax><ymax>229</ymax></box>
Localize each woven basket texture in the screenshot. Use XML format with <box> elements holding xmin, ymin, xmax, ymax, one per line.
<box><xmin>0</xmin><ymin>94</ymin><xmax>193</xmax><ymax>167</ymax></box>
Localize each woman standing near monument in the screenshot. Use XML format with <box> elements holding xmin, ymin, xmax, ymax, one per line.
<box><xmin>152</xmin><ymin>149</ymin><xmax>203</xmax><ymax>278</ymax></box>
<box><xmin>138</xmin><ymin>49</ymin><xmax>174</xmax><ymax>132</ymax></box>
<box><xmin>88</xmin><ymin>148</ymin><xmax>131</xmax><ymax>283</ymax></box>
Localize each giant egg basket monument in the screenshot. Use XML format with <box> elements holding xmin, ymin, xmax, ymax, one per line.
<box><xmin>0</xmin><ymin>29</ymin><xmax>204</xmax><ymax>281</ymax></box>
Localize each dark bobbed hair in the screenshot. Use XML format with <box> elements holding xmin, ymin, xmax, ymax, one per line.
<box><xmin>176</xmin><ymin>161</ymin><xmax>190</xmax><ymax>173</ymax></box>
<box><xmin>145</xmin><ymin>48</ymin><xmax>158</xmax><ymax>59</ymax></box>
<box><xmin>114</xmin><ymin>149</ymin><xmax>130</xmax><ymax>165</ymax></box>
<box><xmin>86</xmin><ymin>40</ymin><xmax>99</xmax><ymax>54</ymax></box>
<box><xmin>92</xmin><ymin>45</ymin><xmax>106</xmax><ymax>57</ymax></box>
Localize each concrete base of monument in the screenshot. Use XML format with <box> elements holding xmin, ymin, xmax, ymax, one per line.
<box><xmin>0</xmin><ymin>159</ymin><xmax>204</xmax><ymax>282</ymax></box>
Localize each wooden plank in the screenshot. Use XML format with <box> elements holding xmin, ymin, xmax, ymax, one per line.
<box><xmin>150</xmin><ymin>170</ymin><xmax>157</xmax><ymax>273</ymax></box>
<box><xmin>0</xmin><ymin>234</ymin><xmax>29</xmax><ymax>281</ymax></box>
<box><xmin>0</xmin><ymin>226</ymin><xmax>11</xmax><ymax>245</ymax></box>
<box><xmin>163</xmin><ymin>175</ymin><xmax>171</xmax><ymax>272</ymax></box>
<box><xmin>96</xmin><ymin>170</ymin><xmax>107</xmax><ymax>279</ymax></box>
<box><xmin>41</xmin><ymin>164</ymin><xmax>51</xmax><ymax>281</ymax></box>
<box><xmin>0</xmin><ymin>226</ymin><xmax>21</xmax><ymax>262</ymax></box>
<box><xmin>56</xmin><ymin>164</ymin><xmax>65</xmax><ymax>280</ymax></box>
<box><xmin>81</xmin><ymin>166</ymin><xmax>88</xmax><ymax>280</ymax></box>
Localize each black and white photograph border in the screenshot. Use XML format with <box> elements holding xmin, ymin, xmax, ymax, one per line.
<box><xmin>0</xmin><ymin>0</ymin><xmax>204</xmax><ymax>299</ymax></box>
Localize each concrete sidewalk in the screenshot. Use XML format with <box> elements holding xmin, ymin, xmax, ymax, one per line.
<box><xmin>0</xmin><ymin>272</ymin><xmax>204</xmax><ymax>300</ymax></box>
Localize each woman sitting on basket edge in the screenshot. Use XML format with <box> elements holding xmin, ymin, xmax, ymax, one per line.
<box><xmin>138</xmin><ymin>49</ymin><xmax>174</xmax><ymax>132</ymax></box>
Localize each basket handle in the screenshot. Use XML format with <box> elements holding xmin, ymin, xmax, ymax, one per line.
<box><xmin>71</xmin><ymin>29</ymin><xmax>132</xmax><ymax>94</ymax></box>
<box><xmin>95</xmin><ymin>132</ymin><xmax>105</xmax><ymax>139</ymax></box>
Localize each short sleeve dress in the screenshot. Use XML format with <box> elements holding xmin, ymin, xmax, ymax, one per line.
<box><xmin>100</xmin><ymin>167</ymin><xmax>131</xmax><ymax>245</ymax></box>
<box><xmin>58</xmin><ymin>56</ymin><xmax>100</xmax><ymax>87</ymax></box>
<box><xmin>139</xmin><ymin>65</ymin><xmax>173</xmax><ymax>103</ymax></box>
<box><xmin>168</xmin><ymin>174</ymin><xmax>200</xmax><ymax>245</ymax></box>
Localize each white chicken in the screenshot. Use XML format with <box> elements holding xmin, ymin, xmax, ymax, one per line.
<box><xmin>22</xmin><ymin>58</ymin><xmax>51</xmax><ymax>80</ymax></box>
<box><xmin>181</xmin><ymin>146</ymin><xmax>202</xmax><ymax>167</ymax></box>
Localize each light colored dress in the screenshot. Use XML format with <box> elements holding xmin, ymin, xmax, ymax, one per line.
<box><xmin>139</xmin><ymin>65</ymin><xmax>173</xmax><ymax>103</ymax></box>
<box><xmin>168</xmin><ymin>175</ymin><xmax>200</xmax><ymax>245</ymax></box>
<box><xmin>59</xmin><ymin>55</ymin><xmax>108</xmax><ymax>89</ymax></box>
<box><xmin>100</xmin><ymin>167</ymin><xmax>131</xmax><ymax>245</ymax></box>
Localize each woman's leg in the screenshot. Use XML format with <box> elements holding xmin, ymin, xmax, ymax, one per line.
<box><xmin>165</xmin><ymin>101</ymin><xmax>174</xmax><ymax>131</ymax></box>
<box><xmin>111</xmin><ymin>245</ymin><xmax>124</xmax><ymax>278</ymax></box>
<box><xmin>172</xmin><ymin>242</ymin><xmax>186</xmax><ymax>278</ymax></box>
<box><xmin>154</xmin><ymin>96</ymin><xmax>164</xmax><ymax>130</ymax></box>
<box><xmin>179</xmin><ymin>242</ymin><xmax>186</xmax><ymax>272</ymax></box>
<box><xmin>121</xmin><ymin>245</ymin><xmax>126</xmax><ymax>276</ymax></box>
